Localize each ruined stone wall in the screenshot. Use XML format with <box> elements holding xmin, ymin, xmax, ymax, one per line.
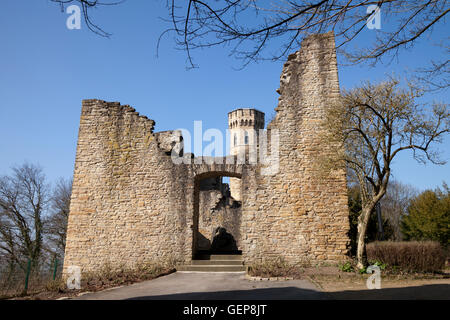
<box><xmin>63</xmin><ymin>100</ymin><xmax>194</xmax><ymax>273</ymax></box>
<box><xmin>64</xmin><ymin>32</ymin><xmax>350</xmax><ymax>274</ymax></box>
<box><xmin>240</xmin><ymin>32</ymin><xmax>350</xmax><ymax>265</ymax></box>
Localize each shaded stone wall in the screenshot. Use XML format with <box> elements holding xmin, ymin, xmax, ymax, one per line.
<box><xmin>197</xmin><ymin>178</ymin><xmax>241</xmax><ymax>251</ymax></box>
<box><xmin>63</xmin><ymin>32</ymin><xmax>350</xmax><ymax>274</ymax></box>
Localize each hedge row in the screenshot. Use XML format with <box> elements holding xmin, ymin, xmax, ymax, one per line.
<box><xmin>366</xmin><ymin>241</ymin><xmax>445</xmax><ymax>273</ymax></box>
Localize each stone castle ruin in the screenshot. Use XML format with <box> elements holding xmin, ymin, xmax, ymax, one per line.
<box><xmin>63</xmin><ymin>32</ymin><xmax>350</xmax><ymax>274</ymax></box>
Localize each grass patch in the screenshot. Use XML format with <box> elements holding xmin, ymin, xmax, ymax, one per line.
<box><xmin>2</xmin><ymin>262</ymin><xmax>176</xmax><ymax>300</ymax></box>
<box><xmin>81</xmin><ymin>262</ymin><xmax>175</xmax><ymax>292</ymax></box>
<box><xmin>247</xmin><ymin>257</ymin><xmax>304</xmax><ymax>278</ymax></box>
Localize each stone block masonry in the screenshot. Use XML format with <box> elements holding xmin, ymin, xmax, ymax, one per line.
<box><xmin>241</xmin><ymin>32</ymin><xmax>350</xmax><ymax>265</ymax></box>
<box><xmin>63</xmin><ymin>31</ymin><xmax>350</xmax><ymax>275</ymax></box>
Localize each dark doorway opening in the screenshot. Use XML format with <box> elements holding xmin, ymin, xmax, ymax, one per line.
<box><xmin>193</xmin><ymin>173</ymin><xmax>242</xmax><ymax>259</ymax></box>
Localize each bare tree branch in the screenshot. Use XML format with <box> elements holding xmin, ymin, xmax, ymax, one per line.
<box><xmin>163</xmin><ymin>0</ymin><xmax>449</xmax><ymax>73</ymax></box>
<box><xmin>50</xmin><ymin>0</ymin><xmax>124</xmax><ymax>37</ymax></box>
<box><xmin>47</xmin><ymin>1</ymin><xmax>449</xmax><ymax>87</ymax></box>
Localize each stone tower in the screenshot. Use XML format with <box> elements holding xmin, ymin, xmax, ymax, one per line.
<box><xmin>228</xmin><ymin>108</ymin><xmax>265</xmax><ymax>201</ymax></box>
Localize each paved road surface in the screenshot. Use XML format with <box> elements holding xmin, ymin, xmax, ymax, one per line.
<box><xmin>73</xmin><ymin>272</ymin><xmax>326</xmax><ymax>300</ymax></box>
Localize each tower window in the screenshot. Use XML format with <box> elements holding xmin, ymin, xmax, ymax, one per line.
<box><xmin>234</xmin><ymin>134</ymin><xmax>237</xmax><ymax>146</ymax></box>
<box><xmin>244</xmin><ymin>131</ymin><xmax>249</xmax><ymax>145</ymax></box>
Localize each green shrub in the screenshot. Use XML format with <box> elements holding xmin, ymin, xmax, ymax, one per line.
<box><xmin>369</xmin><ymin>260</ymin><xmax>387</xmax><ymax>270</ymax></box>
<box><xmin>339</xmin><ymin>262</ymin><xmax>354</xmax><ymax>272</ymax></box>
<box><xmin>366</xmin><ymin>241</ymin><xmax>445</xmax><ymax>273</ymax></box>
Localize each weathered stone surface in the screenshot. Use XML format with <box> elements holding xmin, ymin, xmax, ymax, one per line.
<box><xmin>63</xmin><ymin>32</ymin><xmax>350</xmax><ymax>275</ymax></box>
<box><xmin>197</xmin><ymin>178</ymin><xmax>241</xmax><ymax>251</ymax></box>
<box><xmin>239</xmin><ymin>32</ymin><xmax>349</xmax><ymax>265</ymax></box>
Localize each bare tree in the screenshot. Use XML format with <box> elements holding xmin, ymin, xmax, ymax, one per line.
<box><xmin>44</xmin><ymin>178</ymin><xmax>72</xmax><ymax>260</ymax></box>
<box><xmin>321</xmin><ymin>78</ymin><xmax>449</xmax><ymax>268</ymax></box>
<box><xmin>414</xmin><ymin>45</ymin><xmax>450</xmax><ymax>92</ymax></box>
<box><xmin>379</xmin><ymin>180</ymin><xmax>418</xmax><ymax>240</ymax></box>
<box><xmin>0</xmin><ymin>163</ymin><xmax>50</xmax><ymax>271</ymax></box>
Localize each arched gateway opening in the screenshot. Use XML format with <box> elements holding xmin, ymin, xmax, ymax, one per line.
<box><xmin>193</xmin><ymin>171</ymin><xmax>242</xmax><ymax>259</ymax></box>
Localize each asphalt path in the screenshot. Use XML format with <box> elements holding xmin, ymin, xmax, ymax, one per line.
<box><xmin>72</xmin><ymin>272</ymin><xmax>327</xmax><ymax>300</ymax></box>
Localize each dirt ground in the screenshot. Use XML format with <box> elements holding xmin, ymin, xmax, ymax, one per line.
<box><xmin>305</xmin><ymin>268</ymin><xmax>450</xmax><ymax>299</ymax></box>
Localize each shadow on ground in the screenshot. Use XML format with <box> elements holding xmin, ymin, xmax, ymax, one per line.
<box><xmin>327</xmin><ymin>284</ymin><xmax>449</xmax><ymax>300</ymax></box>
<box><xmin>127</xmin><ymin>284</ymin><xmax>449</xmax><ymax>300</ymax></box>
<box><xmin>127</xmin><ymin>287</ymin><xmax>325</xmax><ymax>300</ymax></box>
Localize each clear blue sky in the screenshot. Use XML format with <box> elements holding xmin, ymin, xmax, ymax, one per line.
<box><xmin>0</xmin><ymin>1</ymin><xmax>448</xmax><ymax>192</ymax></box>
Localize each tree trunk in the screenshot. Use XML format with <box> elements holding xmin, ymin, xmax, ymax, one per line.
<box><xmin>356</xmin><ymin>204</ymin><xmax>375</xmax><ymax>269</ymax></box>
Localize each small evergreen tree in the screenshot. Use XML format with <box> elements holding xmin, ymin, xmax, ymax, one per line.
<box><xmin>402</xmin><ymin>183</ymin><xmax>449</xmax><ymax>246</ymax></box>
